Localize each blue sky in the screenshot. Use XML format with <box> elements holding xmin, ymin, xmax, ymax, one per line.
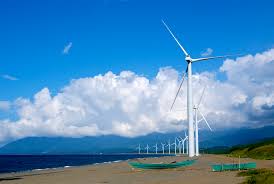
<box><xmin>1</xmin><ymin>0</ymin><xmax>274</xmax><ymax>100</ymax></box>
<box><xmin>0</xmin><ymin>0</ymin><xmax>274</xmax><ymax>143</ymax></box>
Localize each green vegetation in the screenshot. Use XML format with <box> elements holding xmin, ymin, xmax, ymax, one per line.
<box><xmin>229</xmin><ymin>138</ymin><xmax>274</xmax><ymax>160</ymax></box>
<box><xmin>201</xmin><ymin>146</ymin><xmax>230</xmax><ymax>154</ymax></box>
<box><xmin>237</xmin><ymin>169</ymin><xmax>274</xmax><ymax>184</ymax></box>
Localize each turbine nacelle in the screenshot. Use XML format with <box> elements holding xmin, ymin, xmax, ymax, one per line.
<box><xmin>185</xmin><ymin>55</ymin><xmax>192</xmax><ymax>63</ymax></box>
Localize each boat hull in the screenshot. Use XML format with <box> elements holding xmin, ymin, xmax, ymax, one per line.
<box><xmin>128</xmin><ymin>160</ymin><xmax>196</xmax><ymax>169</ymax></box>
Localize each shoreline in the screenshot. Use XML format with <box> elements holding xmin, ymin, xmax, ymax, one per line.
<box><xmin>0</xmin><ymin>155</ymin><xmax>273</xmax><ymax>184</ymax></box>
<box><xmin>0</xmin><ymin>154</ymin><xmax>171</xmax><ymax>175</ymax></box>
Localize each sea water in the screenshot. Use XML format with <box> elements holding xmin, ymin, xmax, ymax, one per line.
<box><xmin>0</xmin><ymin>154</ymin><xmax>169</xmax><ymax>173</ymax></box>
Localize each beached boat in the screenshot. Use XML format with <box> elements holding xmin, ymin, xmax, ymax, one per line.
<box><xmin>211</xmin><ymin>162</ymin><xmax>256</xmax><ymax>172</ymax></box>
<box><xmin>128</xmin><ymin>159</ymin><xmax>196</xmax><ymax>169</ymax></box>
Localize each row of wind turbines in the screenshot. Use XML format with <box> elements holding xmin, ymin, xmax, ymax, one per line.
<box><xmin>135</xmin><ymin>78</ymin><xmax>212</xmax><ymax>156</ymax></box>
<box><xmin>136</xmin><ymin>133</ymin><xmax>188</xmax><ymax>155</ymax></box>
<box><xmin>136</xmin><ymin>85</ymin><xmax>212</xmax><ymax>157</ymax></box>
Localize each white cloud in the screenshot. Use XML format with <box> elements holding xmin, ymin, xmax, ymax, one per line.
<box><xmin>0</xmin><ymin>101</ymin><xmax>10</xmax><ymax>111</ymax></box>
<box><xmin>0</xmin><ymin>48</ymin><xmax>274</xmax><ymax>144</ymax></box>
<box><xmin>201</xmin><ymin>48</ymin><xmax>213</xmax><ymax>57</ymax></box>
<box><xmin>62</xmin><ymin>42</ymin><xmax>72</xmax><ymax>54</ymax></box>
<box><xmin>2</xmin><ymin>74</ymin><xmax>18</xmax><ymax>81</ymax></box>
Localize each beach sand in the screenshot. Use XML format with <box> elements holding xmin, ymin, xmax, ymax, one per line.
<box><xmin>0</xmin><ymin>154</ymin><xmax>273</xmax><ymax>184</ymax></box>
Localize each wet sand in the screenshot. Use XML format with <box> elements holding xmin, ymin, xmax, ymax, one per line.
<box><xmin>0</xmin><ymin>154</ymin><xmax>273</xmax><ymax>184</ymax></box>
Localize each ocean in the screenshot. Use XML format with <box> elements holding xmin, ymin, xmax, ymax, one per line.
<box><xmin>0</xmin><ymin>154</ymin><xmax>168</xmax><ymax>174</ymax></box>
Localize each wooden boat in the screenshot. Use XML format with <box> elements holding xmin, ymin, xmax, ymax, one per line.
<box><xmin>128</xmin><ymin>159</ymin><xmax>196</xmax><ymax>169</ymax></box>
<box><xmin>211</xmin><ymin>162</ymin><xmax>256</xmax><ymax>172</ymax></box>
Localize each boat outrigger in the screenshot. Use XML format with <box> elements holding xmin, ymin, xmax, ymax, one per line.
<box><xmin>128</xmin><ymin>159</ymin><xmax>196</xmax><ymax>169</ymax></box>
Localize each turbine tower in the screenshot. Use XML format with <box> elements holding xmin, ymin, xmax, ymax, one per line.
<box><xmin>162</xmin><ymin>20</ymin><xmax>231</xmax><ymax>157</ymax></box>
<box><xmin>194</xmin><ymin>86</ymin><xmax>213</xmax><ymax>156</ymax></box>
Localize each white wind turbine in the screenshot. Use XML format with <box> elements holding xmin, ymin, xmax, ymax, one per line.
<box><xmin>171</xmin><ymin>137</ymin><xmax>177</xmax><ymax>154</ymax></box>
<box><xmin>145</xmin><ymin>144</ymin><xmax>150</xmax><ymax>154</ymax></box>
<box><xmin>182</xmin><ymin>131</ymin><xmax>188</xmax><ymax>154</ymax></box>
<box><xmin>167</xmin><ymin>139</ymin><xmax>171</xmax><ymax>154</ymax></box>
<box><xmin>161</xmin><ymin>143</ymin><xmax>165</xmax><ymax>154</ymax></box>
<box><xmin>194</xmin><ymin>86</ymin><xmax>213</xmax><ymax>156</ymax></box>
<box><xmin>136</xmin><ymin>144</ymin><xmax>141</xmax><ymax>154</ymax></box>
<box><xmin>186</xmin><ymin>138</ymin><xmax>189</xmax><ymax>154</ymax></box>
<box><xmin>153</xmin><ymin>143</ymin><xmax>159</xmax><ymax>154</ymax></box>
<box><xmin>176</xmin><ymin>137</ymin><xmax>183</xmax><ymax>154</ymax></box>
<box><xmin>162</xmin><ymin>20</ymin><xmax>233</xmax><ymax>157</ymax></box>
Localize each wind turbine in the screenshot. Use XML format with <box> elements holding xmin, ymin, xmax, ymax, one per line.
<box><xmin>161</xmin><ymin>143</ymin><xmax>165</xmax><ymax>154</ymax></box>
<box><xmin>176</xmin><ymin>137</ymin><xmax>183</xmax><ymax>154</ymax></box>
<box><xmin>171</xmin><ymin>137</ymin><xmax>177</xmax><ymax>154</ymax></box>
<box><xmin>153</xmin><ymin>143</ymin><xmax>159</xmax><ymax>154</ymax></box>
<box><xmin>136</xmin><ymin>144</ymin><xmax>141</xmax><ymax>154</ymax></box>
<box><xmin>182</xmin><ymin>131</ymin><xmax>188</xmax><ymax>154</ymax></box>
<box><xmin>145</xmin><ymin>144</ymin><xmax>150</xmax><ymax>154</ymax></box>
<box><xmin>186</xmin><ymin>138</ymin><xmax>189</xmax><ymax>154</ymax></box>
<box><xmin>194</xmin><ymin>86</ymin><xmax>213</xmax><ymax>156</ymax></box>
<box><xmin>167</xmin><ymin>139</ymin><xmax>171</xmax><ymax>154</ymax></box>
<box><xmin>162</xmin><ymin>20</ymin><xmax>232</xmax><ymax>157</ymax></box>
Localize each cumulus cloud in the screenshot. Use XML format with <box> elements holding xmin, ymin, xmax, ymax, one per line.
<box><xmin>62</xmin><ymin>42</ymin><xmax>72</xmax><ymax>54</ymax></box>
<box><xmin>220</xmin><ymin>48</ymin><xmax>274</xmax><ymax>124</ymax></box>
<box><xmin>0</xmin><ymin>48</ymin><xmax>274</xmax><ymax>144</ymax></box>
<box><xmin>2</xmin><ymin>74</ymin><xmax>18</xmax><ymax>81</ymax></box>
<box><xmin>201</xmin><ymin>48</ymin><xmax>213</xmax><ymax>57</ymax></box>
<box><xmin>0</xmin><ymin>101</ymin><xmax>10</xmax><ymax>111</ymax></box>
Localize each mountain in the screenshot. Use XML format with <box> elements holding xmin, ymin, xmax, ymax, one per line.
<box><xmin>229</xmin><ymin>138</ymin><xmax>274</xmax><ymax>160</ymax></box>
<box><xmin>199</xmin><ymin>125</ymin><xmax>274</xmax><ymax>148</ymax></box>
<box><xmin>0</xmin><ymin>126</ymin><xmax>273</xmax><ymax>154</ymax></box>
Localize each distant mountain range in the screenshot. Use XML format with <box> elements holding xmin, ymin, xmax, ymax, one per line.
<box><xmin>0</xmin><ymin>126</ymin><xmax>273</xmax><ymax>154</ymax></box>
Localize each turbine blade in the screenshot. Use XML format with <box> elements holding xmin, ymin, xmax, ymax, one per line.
<box><xmin>170</xmin><ymin>67</ymin><xmax>188</xmax><ymax>111</ymax></box>
<box><xmin>197</xmin><ymin>118</ymin><xmax>203</xmax><ymax>123</ymax></box>
<box><xmin>191</xmin><ymin>54</ymin><xmax>239</xmax><ymax>62</ymax></box>
<box><xmin>162</xmin><ymin>20</ymin><xmax>189</xmax><ymax>56</ymax></box>
<box><xmin>197</xmin><ymin>86</ymin><xmax>206</xmax><ymax>108</ymax></box>
<box><xmin>198</xmin><ymin>109</ymin><xmax>213</xmax><ymax>131</ymax></box>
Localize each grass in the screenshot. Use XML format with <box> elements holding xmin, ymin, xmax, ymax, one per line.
<box><xmin>237</xmin><ymin>168</ymin><xmax>274</xmax><ymax>184</ymax></box>
<box><xmin>229</xmin><ymin>138</ymin><xmax>274</xmax><ymax>160</ymax></box>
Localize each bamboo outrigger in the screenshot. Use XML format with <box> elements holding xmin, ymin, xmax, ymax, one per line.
<box><xmin>211</xmin><ymin>162</ymin><xmax>256</xmax><ymax>172</ymax></box>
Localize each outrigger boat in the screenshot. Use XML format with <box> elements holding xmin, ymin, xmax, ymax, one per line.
<box><xmin>211</xmin><ymin>162</ymin><xmax>256</xmax><ymax>172</ymax></box>
<box><xmin>128</xmin><ymin>159</ymin><xmax>196</xmax><ymax>169</ymax></box>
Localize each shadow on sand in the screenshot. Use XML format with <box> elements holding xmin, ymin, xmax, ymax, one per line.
<box><xmin>0</xmin><ymin>177</ymin><xmax>22</xmax><ymax>181</ymax></box>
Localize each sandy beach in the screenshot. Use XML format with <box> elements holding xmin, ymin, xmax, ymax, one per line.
<box><xmin>0</xmin><ymin>154</ymin><xmax>273</xmax><ymax>184</ymax></box>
